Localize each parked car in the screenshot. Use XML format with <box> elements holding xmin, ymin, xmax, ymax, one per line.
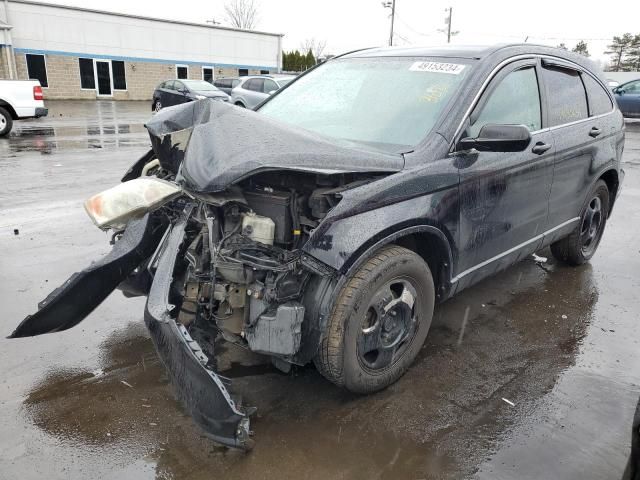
<box><xmin>614</xmin><ymin>79</ymin><xmax>640</xmax><ymax>118</ymax></box>
<box><xmin>213</xmin><ymin>77</ymin><xmax>241</xmax><ymax>95</ymax></box>
<box><xmin>11</xmin><ymin>44</ymin><xmax>625</xmax><ymax>450</ymax></box>
<box><xmin>230</xmin><ymin>75</ymin><xmax>295</xmax><ymax>109</ymax></box>
<box><xmin>152</xmin><ymin>79</ymin><xmax>229</xmax><ymax>111</ymax></box>
<box><xmin>0</xmin><ymin>79</ymin><xmax>48</xmax><ymax>136</ymax></box>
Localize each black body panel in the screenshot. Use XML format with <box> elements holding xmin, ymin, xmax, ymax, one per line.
<box><xmin>143</xmin><ymin>208</ymin><xmax>252</xmax><ymax>450</ymax></box>
<box><xmin>9</xmin><ymin>214</ymin><xmax>164</xmax><ymax>338</ymax></box>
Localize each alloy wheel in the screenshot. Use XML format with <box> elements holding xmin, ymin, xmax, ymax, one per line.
<box><xmin>580</xmin><ymin>196</ymin><xmax>603</xmax><ymax>256</ymax></box>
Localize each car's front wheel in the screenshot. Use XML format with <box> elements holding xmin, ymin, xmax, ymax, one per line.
<box><xmin>153</xmin><ymin>99</ymin><xmax>162</xmax><ymax>112</ymax></box>
<box><xmin>234</xmin><ymin>101</ymin><xmax>245</xmax><ymax>108</ymax></box>
<box><xmin>550</xmin><ymin>179</ymin><xmax>609</xmax><ymax>265</ymax></box>
<box><xmin>315</xmin><ymin>245</ymin><xmax>435</xmax><ymax>393</ymax></box>
<box><xmin>0</xmin><ymin>106</ymin><xmax>13</xmax><ymax>137</ymax></box>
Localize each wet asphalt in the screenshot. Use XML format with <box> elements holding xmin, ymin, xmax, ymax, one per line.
<box><xmin>1</xmin><ymin>101</ymin><xmax>639</xmax><ymax>480</ymax></box>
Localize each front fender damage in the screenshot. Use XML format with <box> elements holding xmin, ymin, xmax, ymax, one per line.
<box><xmin>144</xmin><ymin>207</ymin><xmax>253</xmax><ymax>450</ymax></box>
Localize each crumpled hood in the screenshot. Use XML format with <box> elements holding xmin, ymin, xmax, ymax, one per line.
<box><xmin>145</xmin><ymin>99</ymin><xmax>404</xmax><ymax>193</ymax></box>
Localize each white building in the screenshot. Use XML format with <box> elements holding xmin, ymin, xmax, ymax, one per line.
<box><xmin>0</xmin><ymin>0</ymin><xmax>283</xmax><ymax>100</ymax></box>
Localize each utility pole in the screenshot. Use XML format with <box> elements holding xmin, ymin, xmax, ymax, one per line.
<box><xmin>381</xmin><ymin>0</ymin><xmax>396</xmax><ymax>46</ymax></box>
<box><xmin>438</xmin><ymin>7</ymin><xmax>458</xmax><ymax>43</ymax></box>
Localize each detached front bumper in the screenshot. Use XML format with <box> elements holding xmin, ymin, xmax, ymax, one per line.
<box><xmin>144</xmin><ymin>208</ymin><xmax>253</xmax><ymax>450</ymax></box>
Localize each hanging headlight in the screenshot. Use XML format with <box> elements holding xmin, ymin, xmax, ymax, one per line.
<box><xmin>84</xmin><ymin>178</ymin><xmax>182</xmax><ymax>229</ymax></box>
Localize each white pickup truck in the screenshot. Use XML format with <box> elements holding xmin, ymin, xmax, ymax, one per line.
<box><xmin>0</xmin><ymin>79</ymin><xmax>48</xmax><ymax>136</ymax></box>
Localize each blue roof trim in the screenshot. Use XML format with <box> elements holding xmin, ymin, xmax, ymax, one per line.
<box><xmin>13</xmin><ymin>47</ymin><xmax>275</xmax><ymax>70</ymax></box>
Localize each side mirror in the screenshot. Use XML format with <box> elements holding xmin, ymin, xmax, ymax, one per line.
<box><xmin>457</xmin><ymin>124</ymin><xmax>531</xmax><ymax>153</ymax></box>
<box><xmin>615</xmin><ymin>88</ymin><xmax>624</xmax><ymax>95</ymax></box>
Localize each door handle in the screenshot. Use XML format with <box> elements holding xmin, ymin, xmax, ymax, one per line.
<box><xmin>531</xmin><ymin>142</ymin><xmax>552</xmax><ymax>155</ymax></box>
<box><xmin>589</xmin><ymin>127</ymin><xmax>602</xmax><ymax>138</ymax></box>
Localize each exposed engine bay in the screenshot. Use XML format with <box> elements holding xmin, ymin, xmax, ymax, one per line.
<box><xmin>160</xmin><ymin>171</ymin><xmax>375</xmax><ymax>364</ymax></box>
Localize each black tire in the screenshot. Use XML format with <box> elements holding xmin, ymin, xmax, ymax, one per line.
<box><xmin>315</xmin><ymin>245</ymin><xmax>435</xmax><ymax>394</ymax></box>
<box><xmin>153</xmin><ymin>99</ymin><xmax>162</xmax><ymax>113</ymax></box>
<box><xmin>550</xmin><ymin>179</ymin><xmax>609</xmax><ymax>266</ymax></box>
<box><xmin>234</xmin><ymin>101</ymin><xmax>245</xmax><ymax>108</ymax></box>
<box><xmin>0</xmin><ymin>107</ymin><xmax>14</xmax><ymax>137</ymax></box>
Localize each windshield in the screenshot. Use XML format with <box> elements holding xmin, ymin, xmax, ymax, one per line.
<box><xmin>259</xmin><ymin>57</ymin><xmax>472</xmax><ymax>148</ymax></box>
<box><xmin>182</xmin><ymin>80</ymin><xmax>220</xmax><ymax>92</ymax></box>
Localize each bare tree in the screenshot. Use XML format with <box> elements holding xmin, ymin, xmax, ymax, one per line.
<box><xmin>300</xmin><ymin>38</ymin><xmax>327</xmax><ymax>60</ymax></box>
<box><xmin>224</xmin><ymin>0</ymin><xmax>258</xmax><ymax>30</ymax></box>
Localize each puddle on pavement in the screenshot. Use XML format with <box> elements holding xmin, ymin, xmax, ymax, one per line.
<box><xmin>19</xmin><ymin>254</ymin><xmax>603</xmax><ymax>479</ymax></box>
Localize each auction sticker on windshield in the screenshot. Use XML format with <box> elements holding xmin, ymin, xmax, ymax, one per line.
<box><xmin>409</xmin><ymin>61</ymin><xmax>466</xmax><ymax>74</ymax></box>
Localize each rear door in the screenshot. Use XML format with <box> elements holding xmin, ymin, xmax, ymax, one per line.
<box><xmin>455</xmin><ymin>59</ymin><xmax>555</xmax><ymax>284</ymax></box>
<box><xmin>244</xmin><ymin>78</ymin><xmax>267</xmax><ymax>108</ymax></box>
<box><xmin>542</xmin><ymin>60</ymin><xmax>619</xmax><ymax>243</ymax></box>
<box><xmin>615</xmin><ymin>80</ymin><xmax>640</xmax><ymax>117</ymax></box>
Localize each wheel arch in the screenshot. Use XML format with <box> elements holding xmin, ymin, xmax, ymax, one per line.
<box><xmin>0</xmin><ymin>100</ymin><xmax>18</xmax><ymax>119</ymax></box>
<box><xmin>341</xmin><ymin>224</ymin><xmax>455</xmax><ymax>302</ymax></box>
<box><xmin>598</xmin><ymin>168</ymin><xmax>619</xmax><ymax>216</ymax></box>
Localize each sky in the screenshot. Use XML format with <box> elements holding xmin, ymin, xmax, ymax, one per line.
<box><xmin>43</xmin><ymin>0</ymin><xmax>640</xmax><ymax>65</ymax></box>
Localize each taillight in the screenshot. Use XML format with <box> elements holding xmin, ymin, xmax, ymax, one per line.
<box><xmin>33</xmin><ymin>86</ymin><xmax>43</xmax><ymax>100</ymax></box>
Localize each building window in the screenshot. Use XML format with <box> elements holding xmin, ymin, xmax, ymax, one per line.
<box><xmin>26</xmin><ymin>54</ymin><xmax>48</xmax><ymax>88</ymax></box>
<box><xmin>260</xmin><ymin>70</ymin><xmax>269</xmax><ymax>74</ymax></box>
<box><xmin>112</xmin><ymin>60</ymin><xmax>126</xmax><ymax>90</ymax></box>
<box><xmin>176</xmin><ymin>65</ymin><xmax>188</xmax><ymax>79</ymax></box>
<box><xmin>79</xmin><ymin>58</ymin><xmax>95</xmax><ymax>89</ymax></box>
<box><xmin>239</xmin><ymin>68</ymin><xmax>248</xmax><ymax>76</ymax></box>
<box><xmin>203</xmin><ymin>66</ymin><xmax>214</xmax><ymax>84</ymax></box>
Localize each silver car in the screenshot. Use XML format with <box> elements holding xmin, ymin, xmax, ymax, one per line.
<box><xmin>230</xmin><ymin>75</ymin><xmax>295</xmax><ymax>109</ymax></box>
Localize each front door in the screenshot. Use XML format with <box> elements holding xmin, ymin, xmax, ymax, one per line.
<box><xmin>95</xmin><ymin>61</ymin><xmax>112</xmax><ymax>96</ymax></box>
<box><xmin>615</xmin><ymin>80</ymin><xmax>640</xmax><ymax>117</ymax></box>
<box><xmin>455</xmin><ymin>59</ymin><xmax>555</xmax><ymax>284</ymax></box>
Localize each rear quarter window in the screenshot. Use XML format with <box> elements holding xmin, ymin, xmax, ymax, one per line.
<box><xmin>582</xmin><ymin>74</ymin><xmax>613</xmax><ymax>116</ymax></box>
<box><xmin>542</xmin><ymin>66</ymin><xmax>588</xmax><ymax>126</ymax></box>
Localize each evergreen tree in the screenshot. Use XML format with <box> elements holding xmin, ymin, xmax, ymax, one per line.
<box><xmin>623</xmin><ymin>34</ymin><xmax>640</xmax><ymax>71</ymax></box>
<box><xmin>305</xmin><ymin>49</ymin><xmax>316</xmax><ymax>69</ymax></box>
<box><xmin>572</xmin><ymin>40</ymin><xmax>590</xmax><ymax>57</ymax></box>
<box><xmin>605</xmin><ymin>34</ymin><xmax>635</xmax><ymax>72</ymax></box>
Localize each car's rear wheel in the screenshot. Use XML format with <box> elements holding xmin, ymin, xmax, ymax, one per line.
<box><xmin>0</xmin><ymin>107</ymin><xmax>13</xmax><ymax>137</ymax></box>
<box><xmin>315</xmin><ymin>245</ymin><xmax>435</xmax><ymax>393</ymax></box>
<box><xmin>550</xmin><ymin>179</ymin><xmax>609</xmax><ymax>265</ymax></box>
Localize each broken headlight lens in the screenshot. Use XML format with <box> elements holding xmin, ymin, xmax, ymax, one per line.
<box><xmin>84</xmin><ymin>178</ymin><xmax>182</xmax><ymax>229</ymax></box>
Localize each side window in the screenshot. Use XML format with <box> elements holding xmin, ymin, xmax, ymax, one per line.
<box><xmin>176</xmin><ymin>65</ymin><xmax>188</xmax><ymax>79</ymax></box>
<box><xmin>26</xmin><ymin>54</ymin><xmax>48</xmax><ymax>88</ymax></box>
<box><xmin>247</xmin><ymin>79</ymin><xmax>264</xmax><ymax>92</ymax></box>
<box><xmin>624</xmin><ymin>81</ymin><xmax>640</xmax><ymax>93</ymax></box>
<box><xmin>79</xmin><ymin>58</ymin><xmax>95</xmax><ymax>89</ymax></box>
<box><xmin>232</xmin><ymin>79</ymin><xmax>241</xmax><ymax>88</ymax></box>
<box><xmin>174</xmin><ymin>81</ymin><xmax>185</xmax><ymax>92</ymax></box>
<box><xmin>582</xmin><ymin>74</ymin><xmax>613</xmax><ymax>116</ymax></box>
<box><xmin>263</xmin><ymin>79</ymin><xmax>278</xmax><ymax>93</ymax></box>
<box><xmin>542</xmin><ymin>66</ymin><xmax>588</xmax><ymax>126</ymax></box>
<box><xmin>469</xmin><ymin>66</ymin><xmax>541</xmax><ymax>137</ymax></box>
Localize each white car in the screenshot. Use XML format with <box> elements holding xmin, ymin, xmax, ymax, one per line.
<box><xmin>230</xmin><ymin>75</ymin><xmax>296</xmax><ymax>109</ymax></box>
<box><xmin>0</xmin><ymin>80</ymin><xmax>48</xmax><ymax>136</ymax></box>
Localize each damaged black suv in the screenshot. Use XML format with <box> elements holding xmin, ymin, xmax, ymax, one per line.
<box><xmin>11</xmin><ymin>44</ymin><xmax>625</xmax><ymax>450</ymax></box>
